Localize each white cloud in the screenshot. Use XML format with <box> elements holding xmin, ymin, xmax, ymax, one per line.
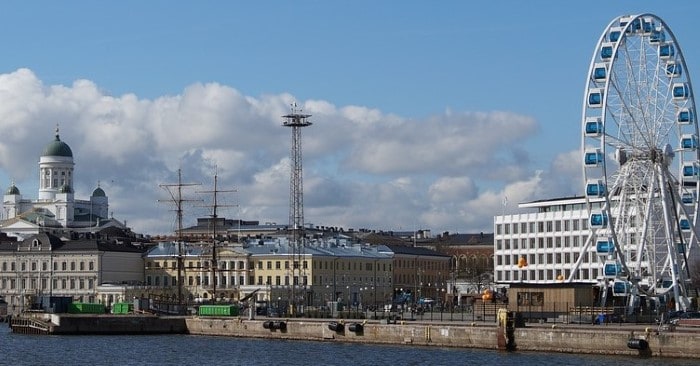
<box><xmin>0</xmin><ymin>68</ymin><xmax>579</xmax><ymax>235</ymax></box>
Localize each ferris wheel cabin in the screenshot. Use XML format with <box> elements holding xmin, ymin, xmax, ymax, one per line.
<box><xmin>681</xmin><ymin>134</ymin><xmax>698</xmax><ymax>150</ymax></box>
<box><xmin>584</xmin><ymin>149</ymin><xmax>604</xmax><ymax>166</ymax></box>
<box><xmin>593</xmin><ymin>63</ymin><xmax>607</xmax><ymax>82</ymax></box>
<box><xmin>603</xmin><ymin>260</ymin><xmax>623</xmax><ymax>278</ymax></box>
<box><xmin>659</xmin><ymin>43</ymin><xmax>674</xmax><ymax>58</ymax></box>
<box><xmin>673</xmin><ymin>83</ymin><xmax>690</xmax><ymax>100</ymax></box>
<box><xmin>682</xmin><ymin>163</ymin><xmax>699</xmax><ymax>181</ymax></box>
<box><xmin>600</xmin><ymin>43</ymin><xmax>614</xmax><ymax>60</ymax></box>
<box><xmin>681</xmin><ymin>192</ymin><xmax>696</xmax><ymax>205</ymax></box>
<box><xmin>590</xmin><ymin>212</ymin><xmax>608</xmax><ymax>228</ymax></box>
<box><xmin>585</xmin><ymin>117</ymin><xmax>603</xmax><ymax>136</ymax></box>
<box><xmin>666</xmin><ymin>61</ymin><xmax>683</xmax><ymax>77</ymax></box>
<box><xmin>587</xmin><ymin>89</ymin><xmax>604</xmax><ymax>107</ymax></box>
<box><xmin>677</xmin><ymin>108</ymin><xmax>694</xmax><ymax>124</ymax></box>
<box><xmin>595</xmin><ymin>238</ymin><xmax>615</xmax><ymax>255</ymax></box>
<box><xmin>586</xmin><ymin>180</ymin><xmax>606</xmax><ymax>197</ymax></box>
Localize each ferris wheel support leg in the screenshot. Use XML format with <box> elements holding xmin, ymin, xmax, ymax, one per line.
<box><xmin>567</xmin><ymin>232</ymin><xmax>595</xmax><ymax>282</ymax></box>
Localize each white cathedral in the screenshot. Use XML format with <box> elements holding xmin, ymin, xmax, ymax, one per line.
<box><xmin>1</xmin><ymin>128</ymin><xmax>125</xmax><ymax>239</ymax></box>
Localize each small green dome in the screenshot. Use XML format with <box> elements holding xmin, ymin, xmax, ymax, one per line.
<box><xmin>59</xmin><ymin>184</ymin><xmax>73</xmax><ymax>194</ymax></box>
<box><xmin>6</xmin><ymin>184</ymin><xmax>20</xmax><ymax>195</ymax></box>
<box><xmin>42</xmin><ymin>129</ymin><xmax>73</xmax><ymax>158</ymax></box>
<box><xmin>92</xmin><ymin>187</ymin><xmax>106</xmax><ymax>197</ymax></box>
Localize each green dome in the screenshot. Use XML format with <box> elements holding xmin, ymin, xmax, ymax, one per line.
<box><xmin>6</xmin><ymin>184</ymin><xmax>20</xmax><ymax>195</ymax></box>
<box><xmin>42</xmin><ymin>131</ymin><xmax>73</xmax><ymax>157</ymax></box>
<box><xmin>92</xmin><ymin>187</ymin><xmax>106</xmax><ymax>197</ymax></box>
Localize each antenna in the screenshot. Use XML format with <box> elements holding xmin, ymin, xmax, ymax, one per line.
<box><xmin>197</xmin><ymin>166</ymin><xmax>237</xmax><ymax>303</ymax></box>
<box><xmin>282</xmin><ymin>102</ymin><xmax>312</xmax><ymax>315</ymax></box>
<box><xmin>158</xmin><ymin>168</ymin><xmax>201</xmax><ymax>310</ymax></box>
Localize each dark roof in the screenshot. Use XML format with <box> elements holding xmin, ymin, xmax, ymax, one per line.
<box><xmin>0</xmin><ymin>232</ymin><xmax>144</xmax><ymax>254</ymax></box>
<box><xmin>360</xmin><ymin>233</ymin><xmax>410</xmax><ymax>246</ymax></box>
<box><xmin>436</xmin><ymin>233</ymin><xmax>494</xmax><ymax>246</ymax></box>
<box><xmin>382</xmin><ymin>244</ymin><xmax>451</xmax><ymax>258</ymax></box>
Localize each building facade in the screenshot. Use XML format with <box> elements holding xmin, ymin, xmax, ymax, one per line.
<box><xmin>0</xmin><ymin>232</ymin><xmax>145</xmax><ymax>315</ymax></box>
<box><xmin>493</xmin><ymin>196</ymin><xmax>601</xmax><ymax>285</ymax></box>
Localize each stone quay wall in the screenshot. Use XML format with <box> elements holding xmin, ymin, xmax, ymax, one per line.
<box><xmin>186</xmin><ymin>318</ymin><xmax>700</xmax><ymax>359</ymax></box>
<box><xmin>48</xmin><ymin>314</ymin><xmax>187</xmax><ymax>335</ymax></box>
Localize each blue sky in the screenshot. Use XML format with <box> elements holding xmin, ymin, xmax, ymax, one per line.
<box><xmin>0</xmin><ymin>1</ymin><xmax>698</xmax><ymax>236</ymax></box>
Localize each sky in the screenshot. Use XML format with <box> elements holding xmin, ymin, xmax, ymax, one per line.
<box><xmin>0</xmin><ymin>1</ymin><xmax>698</xmax><ymax>236</ymax></box>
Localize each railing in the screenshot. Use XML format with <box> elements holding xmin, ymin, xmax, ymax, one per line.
<box><xmin>10</xmin><ymin>316</ymin><xmax>52</xmax><ymax>334</ymax></box>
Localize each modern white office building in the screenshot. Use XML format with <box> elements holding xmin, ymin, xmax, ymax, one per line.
<box><xmin>493</xmin><ymin>196</ymin><xmax>605</xmax><ymax>285</ymax></box>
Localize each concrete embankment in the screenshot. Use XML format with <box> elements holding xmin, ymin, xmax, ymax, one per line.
<box><xmin>11</xmin><ymin>314</ymin><xmax>187</xmax><ymax>335</ymax></box>
<box><xmin>11</xmin><ymin>314</ymin><xmax>700</xmax><ymax>359</ymax></box>
<box><xmin>186</xmin><ymin>317</ymin><xmax>700</xmax><ymax>359</ymax></box>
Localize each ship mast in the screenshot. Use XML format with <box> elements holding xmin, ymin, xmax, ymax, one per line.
<box><xmin>159</xmin><ymin>169</ymin><xmax>200</xmax><ymax>311</ymax></box>
<box><xmin>198</xmin><ymin>168</ymin><xmax>236</xmax><ymax>303</ymax></box>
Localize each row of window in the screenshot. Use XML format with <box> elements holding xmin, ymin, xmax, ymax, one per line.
<box><xmin>495</xmin><ymin>235</ymin><xmax>587</xmax><ymax>250</ymax></box>
<box><xmin>145</xmin><ymin>259</ymin><xmax>397</xmax><ymax>273</ymax></box>
<box><xmin>1</xmin><ymin>260</ymin><xmax>95</xmax><ymax>272</ymax></box>
<box><xmin>41</xmin><ymin>168</ymin><xmax>72</xmax><ymax>189</ymax></box>
<box><xmin>146</xmin><ymin>260</ymin><xmax>249</xmax><ymax>270</ymax></box>
<box><xmin>0</xmin><ymin>277</ymin><xmax>95</xmax><ymax>291</ymax></box>
<box><xmin>495</xmin><ymin>268</ymin><xmax>601</xmax><ymax>282</ymax></box>
<box><xmin>394</xmin><ymin>259</ymin><xmax>447</xmax><ymax>271</ymax></box>
<box><xmin>496</xmin><ymin>218</ymin><xmax>590</xmax><ymax>235</ymax></box>
<box><xmin>145</xmin><ymin>273</ymin><xmax>396</xmax><ymax>289</ymax></box>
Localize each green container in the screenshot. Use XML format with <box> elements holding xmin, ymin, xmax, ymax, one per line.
<box><xmin>112</xmin><ymin>302</ymin><xmax>132</xmax><ymax>314</ymax></box>
<box><xmin>69</xmin><ymin>302</ymin><xmax>106</xmax><ymax>314</ymax></box>
<box><xmin>198</xmin><ymin>305</ymin><xmax>239</xmax><ymax>316</ymax></box>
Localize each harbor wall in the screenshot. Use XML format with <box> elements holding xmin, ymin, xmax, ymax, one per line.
<box><xmin>186</xmin><ymin>318</ymin><xmax>498</xmax><ymax>349</ymax></box>
<box><xmin>12</xmin><ymin>313</ymin><xmax>700</xmax><ymax>359</ymax></box>
<box><xmin>42</xmin><ymin>314</ymin><xmax>187</xmax><ymax>334</ymax></box>
<box><xmin>185</xmin><ymin>318</ymin><xmax>700</xmax><ymax>359</ymax></box>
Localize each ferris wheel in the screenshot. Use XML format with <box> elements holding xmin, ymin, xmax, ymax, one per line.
<box><xmin>580</xmin><ymin>14</ymin><xmax>699</xmax><ymax>312</ymax></box>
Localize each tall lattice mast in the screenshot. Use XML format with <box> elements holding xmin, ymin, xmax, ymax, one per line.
<box><xmin>282</xmin><ymin>103</ymin><xmax>311</xmax><ymax>314</ymax></box>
